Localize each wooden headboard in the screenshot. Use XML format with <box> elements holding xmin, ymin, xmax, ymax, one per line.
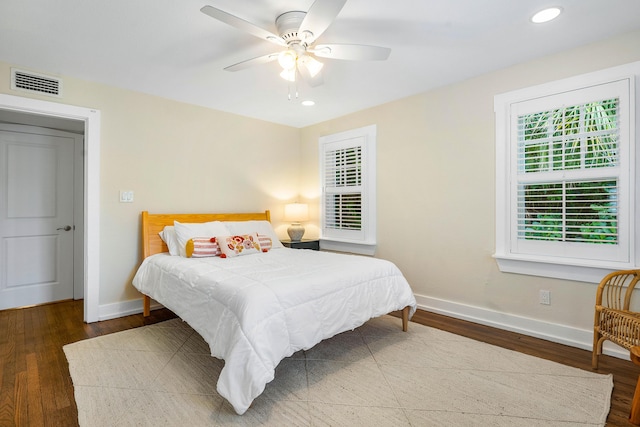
<box><xmin>141</xmin><ymin>210</ymin><xmax>271</xmax><ymax>259</ymax></box>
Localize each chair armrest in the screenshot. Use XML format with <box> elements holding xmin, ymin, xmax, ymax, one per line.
<box><xmin>595</xmin><ymin>270</ymin><xmax>640</xmax><ymax>310</ymax></box>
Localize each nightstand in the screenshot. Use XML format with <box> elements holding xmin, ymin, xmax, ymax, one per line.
<box><xmin>281</xmin><ymin>239</ymin><xmax>320</xmax><ymax>251</ymax></box>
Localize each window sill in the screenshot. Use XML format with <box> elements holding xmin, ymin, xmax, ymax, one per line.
<box><xmin>493</xmin><ymin>253</ymin><xmax>636</xmax><ymax>283</ymax></box>
<box><xmin>320</xmin><ymin>239</ymin><xmax>376</xmax><ymax>256</ymax></box>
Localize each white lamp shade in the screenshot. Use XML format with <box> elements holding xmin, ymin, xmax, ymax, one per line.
<box><xmin>278</xmin><ymin>50</ymin><xmax>297</xmax><ymax>70</ymax></box>
<box><xmin>280</xmin><ymin>68</ymin><xmax>296</xmax><ymax>82</ymax></box>
<box><xmin>298</xmin><ymin>55</ymin><xmax>324</xmax><ymax>77</ymax></box>
<box><xmin>284</xmin><ymin>203</ymin><xmax>309</xmax><ymax>222</ymax></box>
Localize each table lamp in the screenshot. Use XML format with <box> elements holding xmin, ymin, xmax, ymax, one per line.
<box><xmin>284</xmin><ymin>203</ymin><xmax>309</xmax><ymax>242</ymax></box>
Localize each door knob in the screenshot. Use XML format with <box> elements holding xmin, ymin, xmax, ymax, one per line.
<box><xmin>57</xmin><ymin>225</ymin><xmax>72</xmax><ymax>231</ymax></box>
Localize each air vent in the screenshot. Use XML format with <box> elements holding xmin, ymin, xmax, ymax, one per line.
<box><xmin>11</xmin><ymin>68</ymin><xmax>62</xmax><ymax>97</ymax></box>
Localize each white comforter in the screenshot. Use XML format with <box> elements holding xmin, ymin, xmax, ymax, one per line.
<box><xmin>132</xmin><ymin>248</ymin><xmax>416</xmax><ymax>414</ymax></box>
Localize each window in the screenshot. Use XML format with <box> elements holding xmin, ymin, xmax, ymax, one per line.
<box><xmin>319</xmin><ymin>125</ymin><xmax>376</xmax><ymax>255</ymax></box>
<box><xmin>494</xmin><ymin>62</ymin><xmax>638</xmax><ymax>282</ymax></box>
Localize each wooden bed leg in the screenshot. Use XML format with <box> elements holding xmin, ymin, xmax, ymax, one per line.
<box><xmin>402</xmin><ymin>306</ymin><xmax>409</xmax><ymax>332</ymax></box>
<box><xmin>143</xmin><ymin>295</ymin><xmax>150</xmax><ymax>317</ymax></box>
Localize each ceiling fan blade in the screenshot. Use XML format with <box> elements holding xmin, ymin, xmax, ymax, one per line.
<box><xmin>224</xmin><ymin>53</ymin><xmax>280</xmax><ymax>72</ymax></box>
<box><xmin>311</xmin><ymin>44</ymin><xmax>391</xmax><ymax>61</ymax></box>
<box><xmin>298</xmin><ymin>0</ymin><xmax>347</xmax><ymax>44</ymax></box>
<box><xmin>201</xmin><ymin>6</ymin><xmax>286</xmax><ymax>46</ymax></box>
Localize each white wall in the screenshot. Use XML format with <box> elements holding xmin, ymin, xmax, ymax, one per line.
<box><xmin>299</xmin><ymin>29</ymin><xmax>640</xmax><ymax>356</ymax></box>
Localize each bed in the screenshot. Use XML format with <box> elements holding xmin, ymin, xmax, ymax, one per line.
<box><xmin>132</xmin><ymin>210</ymin><xmax>417</xmax><ymax>415</ymax></box>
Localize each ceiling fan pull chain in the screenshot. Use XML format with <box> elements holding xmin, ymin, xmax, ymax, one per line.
<box><xmin>286</xmin><ymin>71</ymin><xmax>300</xmax><ymax>101</ymax></box>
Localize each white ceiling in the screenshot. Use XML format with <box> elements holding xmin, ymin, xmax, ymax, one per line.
<box><xmin>1</xmin><ymin>0</ymin><xmax>639</xmax><ymax>128</ymax></box>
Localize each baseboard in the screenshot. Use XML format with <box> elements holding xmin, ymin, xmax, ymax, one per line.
<box><xmin>414</xmin><ymin>293</ymin><xmax>629</xmax><ymax>361</ymax></box>
<box><xmin>99</xmin><ymin>294</ymin><xmax>628</xmax><ymax>361</ymax></box>
<box><xmin>98</xmin><ymin>298</ymin><xmax>164</xmax><ymax>321</ymax></box>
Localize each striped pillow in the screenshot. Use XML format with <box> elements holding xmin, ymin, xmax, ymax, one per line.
<box><xmin>186</xmin><ymin>237</ymin><xmax>221</xmax><ymax>258</ymax></box>
<box><xmin>258</xmin><ymin>234</ymin><xmax>272</xmax><ymax>252</ymax></box>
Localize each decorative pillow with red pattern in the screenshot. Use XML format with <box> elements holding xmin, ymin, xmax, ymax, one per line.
<box><xmin>218</xmin><ymin>233</ymin><xmax>262</xmax><ymax>258</ymax></box>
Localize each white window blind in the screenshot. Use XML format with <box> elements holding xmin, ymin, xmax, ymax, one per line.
<box><xmin>494</xmin><ymin>62</ymin><xmax>638</xmax><ymax>282</ymax></box>
<box><xmin>516</xmin><ymin>98</ymin><xmax>619</xmax><ymax>245</ymax></box>
<box><xmin>324</xmin><ymin>145</ymin><xmax>362</xmax><ymax>231</ymax></box>
<box><xmin>319</xmin><ymin>125</ymin><xmax>376</xmax><ymax>254</ymax></box>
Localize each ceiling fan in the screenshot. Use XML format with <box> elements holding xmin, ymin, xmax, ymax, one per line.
<box><xmin>200</xmin><ymin>0</ymin><xmax>391</xmax><ymax>87</ymax></box>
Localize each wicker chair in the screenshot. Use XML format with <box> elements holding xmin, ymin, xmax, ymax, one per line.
<box><xmin>592</xmin><ymin>269</ymin><xmax>640</xmax><ymax>369</ymax></box>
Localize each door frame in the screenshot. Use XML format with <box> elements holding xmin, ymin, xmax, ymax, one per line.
<box><xmin>0</xmin><ymin>94</ymin><xmax>101</xmax><ymax>322</ymax></box>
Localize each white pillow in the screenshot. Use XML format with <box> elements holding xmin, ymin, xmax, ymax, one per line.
<box><xmin>159</xmin><ymin>226</ymin><xmax>181</xmax><ymax>256</ymax></box>
<box><xmin>224</xmin><ymin>220</ymin><xmax>284</xmax><ymax>249</ymax></box>
<box><xmin>174</xmin><ymin>220</ymin><xmax>230</xmax><ymax>257</ymax></box>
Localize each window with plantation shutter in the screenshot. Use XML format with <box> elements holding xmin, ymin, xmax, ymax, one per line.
<box><xmin>515</xmin><ymin>96</ymin><xmax>621</xmax><ymax>252</ymax></box>
<box><xmin>319</xmin><ymin>125</ymin><xmax>376</xmax><ymax>255</ymax></box>
<box><xmin>494</xmin><ymin>62</ymin><xmax>639</xmax><ymax>282</ymax></box>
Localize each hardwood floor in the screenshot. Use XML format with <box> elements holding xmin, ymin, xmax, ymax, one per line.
<box><xmin>0</xmin><ymin>299</ymin><xmax>637</xmax><ymax>426</ymax></box>
<box><xmin>0</xmin><ymin>300</ymin><xmax>176</xmax><ymax>427</ymax></box>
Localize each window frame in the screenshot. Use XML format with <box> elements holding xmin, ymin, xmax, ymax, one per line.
<box><xmin>319</xmin><ymin>125</ymin><xmax>377</xmax><ymax>255</ymax></box>
<box><xmin>494</xmin><ymin>62</ymin><xmax>639</xmax><ymax>283</ymax></box>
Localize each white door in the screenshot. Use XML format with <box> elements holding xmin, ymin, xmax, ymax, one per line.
<box><xmin>0</xmin><ymin>125</ymin><xmax>75</xmax><ymax>310</ymax></box>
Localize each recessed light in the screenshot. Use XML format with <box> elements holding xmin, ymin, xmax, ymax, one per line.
<box><xmin>301</xmin><ymin>100</ymin><xmax>315</xmax><ymax>107</ymax></box>
<box><xmin>531</xmin><ymin>7</ymin><xmax>562</xmax><ymax>23</ymax></box>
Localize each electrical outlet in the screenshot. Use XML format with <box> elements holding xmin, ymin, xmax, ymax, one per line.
<box><xmin>539</xmin><ymin>290</ymin><xmax>551</xmax><ymax>305</ymax></box>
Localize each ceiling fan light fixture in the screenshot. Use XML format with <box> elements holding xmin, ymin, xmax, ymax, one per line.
<box><xmin>280</xmin><ymin>68</ymin><xmax>296</xmax><ymax>82</ymax></box>
<box><xmin>298</xmin><ymin>55</ymin><xmax>323</xmax><ymax>78</ymax></box>
<box><xmin>201</xmin><ymin>2</ymin><xmax>390</xmax><ymax>97</ymax></box>
<box><xmin>278</xmin><ymin>50</ymin><xmax>297</xmax><ymax>70</ymax></box>
<box><xmin>531</xmin><ymin>7</ymin><xmax>562</xmax><ymax>23</ymax></box>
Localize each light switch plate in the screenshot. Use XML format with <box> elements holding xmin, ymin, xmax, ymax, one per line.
<box><xmin>119</xmin><ymin>190</ymin><xmax>134</xmax><ymax>203</ymax></box>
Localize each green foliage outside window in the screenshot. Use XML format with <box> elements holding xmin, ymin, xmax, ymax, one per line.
<box><xmin>522</xmin><ymin>181</ymin><xmax>617</xmax><ymax>243</ymax></box>
<box><xmin>518</xmin><ymin>99</ymin><xmax>619</xmax><ymax>244</ymax></box>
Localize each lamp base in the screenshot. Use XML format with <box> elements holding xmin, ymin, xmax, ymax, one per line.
<box><xmin>287</xmin><ymin>223</ymin><xmax>305</xmax><ymax>242</ymax></box>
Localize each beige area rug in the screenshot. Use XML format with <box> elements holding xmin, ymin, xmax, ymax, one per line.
<box><xmin>63</xmin><ymin>316</ymin><xmax>613</xmax><ymax>426</ymax></box>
